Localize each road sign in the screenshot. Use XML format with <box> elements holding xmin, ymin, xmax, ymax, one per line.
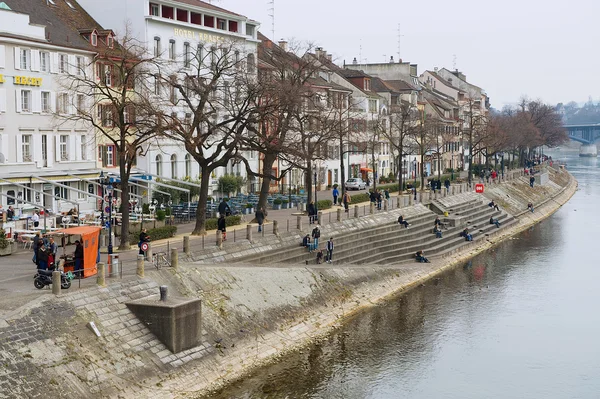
<box><xmin>105</xmin><ymin>222</ymin><xmax>110</xmax><ymax>229</ymax></box>
<box><xmin>140</xmin><ymin>242</ymin><xmax>149</xmax><ymax>252</ymax></box>
<box><xmin>475</xmin><ymin>184</ymin><xmax>485</xmax><ymax>193</ymax></box>
<box><xmin>104</xmin><ymin>206</ymin><xmax>110</xmax><ymax>213</ymax></box>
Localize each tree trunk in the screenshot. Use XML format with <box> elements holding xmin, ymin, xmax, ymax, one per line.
<box><xmin>340</xmin><ymin>135</ymin><xmax>345</xmax><ymax>199</ymax></box>
<box><xmin>118</xmin><ymin>162</ymin><xmax>131</xmax><ymax>250</ymax></box>
<box><xmin>256</xmin><ymin>153</ymin><xmax>277</xmax><ymax>213</ymax></box>
<box><xmin>305</xmin><ymin>164</ymin><xmax>313</xmax><ymax>205</ymax></box>
<box><xmin>420</xmin><ymin>153</ymin><xmax>425</xmax><ymax>190</ymax></box>
<box><xmin>398</xmin><ymin>143</ymin><xmax>404</xmax><ymax>191</ymax></box>
<box><xmin>371</xmin><ymin>146</ymin><xmax>377</xmax><ymax>192</ymax></box>
<box><xmin>192</xmin><ymin>169</ymin><xmax>212</xmax><ymax>235</ymax></box>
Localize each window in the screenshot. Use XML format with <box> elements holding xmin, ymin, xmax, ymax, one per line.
<box><xmin>368</xmin><ymin>99</ymin><xmax>377</xmax><ymax>113</ymax></box>
<box><xmin>40</xmin><ymin>52</ymin><xmax>49</xmax><ymax>72</ymax></box>
<box><xmin>20</xmin><ymin>90</ymin><xmax>31</xmax><ymax>112</ymax></box>
<box><xmin>59</xmin><ymin>54</ymin><xmax>67</xmax><ymax>73</ymax></box>
<box><xmin>124</xmin><ymin>105</ymin><xmax>135</xmax><ymax>124</ymax></box>
<box><xmin>107</xmin><ymin>35</ymin><xmax>114</xmax><ymax>49</ymax></box>
<box><xmin>20</xmin><ymin>49</ymin><xmax>31</xmax><ymax>70</ymax></box>
<box><xmin>78</xmin><ymin>181</ymin><xmax>86</xmax><ymax>200</ymax></box>
<box><xmin>153</xmin><ymin>37</ymin><xmax>161</xmax><ymax>57</ymax></box>
<box><xmin>217</xmin><ymin>18</ymin><xmax>226</xmax><ymax>30</ymax></box>
<box><xmin>191</xmin><ymin>11</ymin><xmax>202</xmax><ymax>25</ymax></box>
<box><xmin>170</xmin><ymin>154</ymin><xmax>177</xmax><ymax>179</ymax></box>
<box><xmin>41</xmin><ymin>91</ymin><xmax>51</xmax><ymax>113</ymax></box>
<box><xmin>161</xmin><ymin>5</ymin><xmax>174</xmax><ymax>19</ymax></box>
<box><xmin>76</xmin><ymin>94</ymin><xmax>84</xmax><ymax>115</ymax></box>
<box><xmin>54</xmin><ymin>186</ymin><xmax>68</xmax><ymax>200</ymax></box>
<box><xmin>60</xmin><ymin>135</ymin><xmax>69</xmax><ymax>161</ymax></box>
<box><xmin>91</xmin><ymin>32</ymin><xmax>97</xmax><ymax>46</ymax></box>
<box><xmin>247</xmin><ymin>53</ymin><xmax>255</xmax><ymax>73</ymax></box>
<box><xmin>183</xmin><ymin>42</ymin><xmax>190</xmax><ymax>68</ymax></box>
<box><xmin>103</xmin><ymin>64</ymin><xmax>112</xmax><ymax>86</ymax></box>
<box><xmin>364</xmin><ymin>79</ymin><xmax>371</xmax><ymax>91</ymax></box>
<box><xmin>185</xmin><ymin>154</ymin><xmax>191</xmax><ymax>177</ymax></box>
<box><xmin>98</xmin><ymin>104</ymin><xmax>114</xmax><ymax>127</ymax></box>
<box><xmin>22</xmin><ymin>135</ymin><xmax>32</xmax><ymax>162</ymax></box>
<box><xmin>169</xmin><ymin>39</ymin><xmax>176</xmax><ymax>61</ymax></box>
<box><xmin>81</xmin><ymin>135</ymin><xmax>87</xmax><ymax>160</ymax></box>
<box><xmin>176</xmin><ymin>8</ymin><xmax>188</xmax><ymax>22</ymax></box>
<box><xmin>149</xmin><ymin>2</ymin><xmax>159</xmax><ymax>16</ymax></box>
<box><xmin>106</xmin><ymin>145</ymin><xmax>114</xmax><ymax>166</ymax></box>
<box><xmin>196</xmin><ymin>44</ymin><xmax>204</xmax><ymax>66</ymax></box>
<box><xmin>76</xmin><ymin>56</ymin><xmax>84</xmax><ymax>75</ymax></box>
<box><xmin>155</xmin><ymin>154</ymin><xmax>163</xmax><ymax>176</ymax></box>
<box><xmin>57</xmin><ymin>93</ymin><xmax>68</xmax><ymax>114</ymax></box>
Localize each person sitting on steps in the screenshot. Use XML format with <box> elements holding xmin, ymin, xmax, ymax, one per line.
<box><xmin>489</xmin><ymin>216</ymin><xmax>501</xmax><ymax>228</ymax></box>
<box><xmin>434</xmin><ymin>224</ymin><xmax>443</xmax><ymax>238</ymax></box>
<box><xmin>316</xmin><ymin>249</ymin><xmax>324</xmax><ymax>264</ymax></box>
<box><xmin>488</xmin><ymin>200</ymin><xmax>500</xmax><ymax>211</ymax></box>
<box><xmin>415</xmin><ymin>250</ymin><xmax>430</xmax><ymax>263</ymax></box>
<box><xmin>434</xmin><ymin>216</ymin><xmax>442</xmax><ymax>228</ymax></box>
<box><xmin>397</xmin><ymin>215</ymin><xmax>409</xmax><ymax>228</ymax></box>
<box><xmin>460</xmin><ymin>228</ymin><xmax>473</xmax><ymax>241</ymax></box>
<box><xmin>302</xmin><ymin>234</ymin><xmax>311</xmax><ymax>251</ymax></box>
<box><xmin>527</xmin><ymin>202</ymin><xmax>535</xmax><ymax>213</ymax></box>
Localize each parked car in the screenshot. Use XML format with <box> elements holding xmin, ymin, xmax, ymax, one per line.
<box><xmin>345</xmin><ymin>178</ymin><xmax>366</xmax><ymax>190</ymax></box>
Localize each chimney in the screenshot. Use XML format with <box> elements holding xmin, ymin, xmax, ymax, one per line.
<box><xmin>434</xmin><ymin>67</ymin><xmax>438</xmax><ymax>72</ymax></box>
<box><xmin>315</xmin><ymin>47</ymin><xmax>324</xmax><ymax>59</ymax></box>
<box><xmin>326</xmin><ymin>54</ymin><xmax>332</xmax><ymax>61</ymax></box>
<box><xmin>389</xmin><ymin>56</ymin><xmax>394</xmax><ymax>63</ymax></box>
<box><xmin>278</xmin><ymin>39</ymin><xmax>288</xmax><ymax>51</ymax></box>
<box><xmin>352</xmin><ymin>57</ymin><xmax>358</xmax><ymax>65</ymax></box>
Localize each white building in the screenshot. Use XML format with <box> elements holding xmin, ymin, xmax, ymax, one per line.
<box><xmin>0</xmin><ymin>1</ymin><xmax>99</xmax><ymax>214</ymax></box>
<box><xmin>78</xmin><ymin>0</ymin><xmax>261</xmax><ymax>196</ymax></box>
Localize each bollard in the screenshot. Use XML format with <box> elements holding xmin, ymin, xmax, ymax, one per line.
<box><xmin>296</xmin><ymin>215</ymin><xmax>302</xmax><ymax>230</ymax></box>
<box><xmin>183</xmin><ymin>236</ymin><xmax>190</xmax><ymax>255</ymax></box>
<box><xmin>398</xmin><ymin>196</ymin><xmax>404</xmax><ymax>208</ymax></box>
<box><xmin>52</xmin><ymin>270</ymin><xmax>61</xmax><ymax>295</ymax></box>
<box><xmin>216</xmin><ymin>230</ymin><xmax>223</xmax><ymax>249</ymax></box>
<box><xmin>110</xmin><ymin>254</ymin><xmax>120</xmax><ymax>277</ymax></box>
<box><xmin>137</xmin><ymin>255</ymin><xmax>145</xmax><ymax>278</ymax></box>
<box><xmin>145</xmin><ymin>242</ymin><xmax>153</xmax><ymax>262</ymax></box>
<box><xmin>96</xmin><ymin>262</ymin><xmax>106</xmax><ymax>287</ymax></box>
<box><xmin>354</xmin><ymin>205</ymin><xmax>359</xmax><ymax>218</ymax></box>
<box><xmin>273</xmin><ymin>220</ymin><xmax>279</xmax><ymax>235</ymax></box>
<box><xmin>317</xmin><ymin>211</ymin><xmax>323</xmax><ymax>225</ymax></box>
<box><xmin>246</xmin><ymin>224</ymin><xmax>253</xmax><ymax>242</ymax></box>
<box><xmin>159</xmin><ymin>285</ymin><xmax>168</xmax><ymax>302</ymax></box>
<box><xmin>337</xmin><ymin>208</ymin><xmax>342</xmax><ymax>222</ymax></box>
<box><xmin>409</xmin><ymin>195</ymin><xmax>414</xmax><ymax>206</ymax></box>
<box><xmin>384</xmin><ymin>199</ymin><xmax>388</xmax><ymax>211</ymax></box>
<box><xmin>171</xmin><ymin>248</ymin><xmax>178</xmax><ymax>270</ymax></box>
<box><xmin>369</xmin><ymin>202</ymin><xmax>374</xmax><ymax>215</ymax></box>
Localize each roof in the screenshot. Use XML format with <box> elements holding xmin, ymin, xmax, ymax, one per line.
<box><xmin>384</xmin><ymin>80</ymin><xmax>417</xmax><ymax>92</ymax></box>
<box><xmin>338</xmin><ymin>68</ymin><xmax>370</xmax><ymax>78</ymax></box>
<box><xmin>171</xmin><ymin>0</ymin><xmax>244</xmax><ymax>18</ymax></box>
<box><xmin>425</xmin><ymin>71</ymin><xmax>461</xmax><ymax>91</ymax></box>
<box><xmin>1</xmin><ymin>0</ymin><xmax>108</xmax><ymax>52</ymax></box>
<box><xmin>306</xmin><ymin>76</ymin><xmax>351</xmax><ymax>92</ymax></box>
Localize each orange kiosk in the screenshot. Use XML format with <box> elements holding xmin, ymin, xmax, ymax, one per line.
<box><xmin>53</xmin><ymin>226</ymin><xmax>101</xmax><ymax>278</ymax></box>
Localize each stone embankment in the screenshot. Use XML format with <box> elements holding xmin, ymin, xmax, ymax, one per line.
<box><xmin>0</xmin><ymin>167</ymin><xmax>576</xmax><ymax>399</ymax></box>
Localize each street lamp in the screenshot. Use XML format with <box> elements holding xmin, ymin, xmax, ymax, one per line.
<box><xmin>99</xmin><ymin>171</ymin><xmax>105</xmax><ymax>230</ymax></box>
<box><xmin>413</xmin><ymin>158</ymin><xmax>417</xmax><ymax>201</ymax></box>
<box><xmin>102</xmin><ymin>175</ymin><xmax>114</xmax><ymax>257</ymax></box>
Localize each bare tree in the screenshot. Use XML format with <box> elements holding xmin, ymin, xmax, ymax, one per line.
<box><xmin>461</xmin><ymin>98</ymin><xmax>489</xmax><ymax>185</ymax></box>
<box><xmin>59</xmin><ymin>30</ymin><xmax>168</xmax><ymax>249</ymax></box>
<box><xmin>163</xmin><ymin>40</ymin><xmax>260</xmax><ymax>235</ymax></box>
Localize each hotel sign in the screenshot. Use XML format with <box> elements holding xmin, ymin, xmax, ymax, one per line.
<box><xmin>174</xmin><ymin>28</ymin><xmax>222</xmax><ymax>43</ymax></box>
<box><xmin>14</xmin><ymin>76</ymin><xmax>42</xmax><ymax>86</ymax></box>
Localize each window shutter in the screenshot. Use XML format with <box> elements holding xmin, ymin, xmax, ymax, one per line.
<box><xmin>68</xmin><ymin>95</ymin><xmax>75</xmax><ymax>115</ymax></box>
<box><xmin>15</xmin><ymin>90</ymin><xmax>22</xmax><ymax>113</ymax></box>
<box><xmin>50</xmin><ymin>92</ymin><xmax>56</xmax><ymax>113</ymax></box>
<box><xmin>68</xmin><ymin>55</ymin><xmax>76</xmax><ymax>74</ymax></box>
<box><xmin>30</xmin><ymin>50</ymin><xmax>40</xmax><ymax>72</ymax></box>
<box><xmin>32</xmin><ymin>90</ymin><xmax>41</xmax><ymax>113</ymax></box>
<box><xmin>50</xmin><ymin>52</ymin><xmax>58</xmax><ymax>74</ymax></box>
<box><xmin>101</xmin><ymin>146</ymin><xmax>108</xmax><ymax>167</ymax></box>
<box><xmin>54</xmin><ymin>135</ymin><xmax>61</xmax><ymax>162</ymax></box>
<box><xmin>0</xmin><ymin>45</ymin><xmax>5</xmax><ymax>69</ymax></box>
<box><xmin>0</xmin><ymin>89</ymin><xmax>6</xmax><ymax>112</ymax></box>
<box><xmin>14</xmin><ymin>47</ymin><xmax>20</xmax><ymax>70</ymax></box>
<box><xmin>16</xmin><ymin>134</ymin><xmax>23</xmax><ymax>163</ymax></box>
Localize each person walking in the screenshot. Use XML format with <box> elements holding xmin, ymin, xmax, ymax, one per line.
<box><xmin>32</xmin><ymin>211</ymin><xmax>40</xmax><ymax>228</ymax></box>
<box><xmin>444</xmin><ymin>178</ymin><xmax>450</xmax><ymax>191</ymax></box>
<box><xmin>326</xmin><ymin>237</ymin><xmax>334</xmax><ymax>264</ymax></box>
<box><xmin>530</xmin><ymin>176</ymin><xmax>535</xmax><ymax>188</ymax></box>
<box><xmin>37</xmin><ymin>241</ymin><xmax>49</xmax><ymax>270</ymax></box>
<box><xmin>255</xmin><ymin>207</ymin><xmax>265</xmax><ymax>232</ymax></box>
<box><xmin>218</xmin><ymin>214</ymin><xmax>227</xmax><ymax>241</ymax></box>
<box><xmin>218</xmin><ymin>198</ymin><xmax>232</xmax><ymax>217</ymax></box>
<box><xmin>376</xmin><ymin>190</ymin><xmax>382</xmax><ymax>210</ymax></box>
<box><xmin>343</xmin><ymin>191</ymin><xmax>351</xmax><ymax>213</ymax></box>
<box><xmin>332</xmin><ymin>186</ymin><xmax>339</xmax><ymax>206</ymax></box>
<box><xmin>48</xmin><ymin>237</ymin><xmax>58</xmax><ymax>269</ymax></box>
<box><xmin>311</xmin><ymin>225</ymin><xmax>321</xmax><ymax>250</ymax></box>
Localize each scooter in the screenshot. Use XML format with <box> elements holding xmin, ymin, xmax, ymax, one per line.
<box><xmin>34</xmin><ymin>268</ymin><xmax>73</xmax><ymax>290</ymax></box>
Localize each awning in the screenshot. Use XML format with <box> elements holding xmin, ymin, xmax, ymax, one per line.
<box><xmin>360</xmin><ymin>167</ymin><xmax>373</xmax><ymax>172</ymax></box>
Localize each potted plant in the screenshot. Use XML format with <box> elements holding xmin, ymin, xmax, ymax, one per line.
<box><xmin>273</xmin><ymin>198</ymin><xmax>283</xmax><ymax>210</ymax></box>
<box><xmin>245</xmin><ymin>203</ymin><xmax>254</xmax><ymax>215</ymax></box>
<box><xmin>0</xmin><ymin>228</ymin><xmax>13</xmax><ymax>256</ymax></box>
<box><xmin>282</xmin><ymin>199</ymin><xmax>289</xmax><ymax>209</ymax></box>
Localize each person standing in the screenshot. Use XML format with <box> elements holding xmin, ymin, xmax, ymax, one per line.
<box><xmin>218</xmin><ymin>214</ymin><xmax>227</xmax><ymax>241</ymax></box>
<box><xmin>326</xmin><ymin>237</ymin><xmax>334</xmax><ymax>264</ymax></box>
<box><xmin>343</xmin><ymin>192</ymin><xmax>351</xmax><ymax>213</ymax></box>
<box><xmin>332</xmin><ymin>186</ymin><xmax>339</xmax><ymax>206</ymax></box>
<box><xmin>32</xmin><ymin>211</ymin><xmax>40</xmax><ymax>228</ymax></box>
<box><xmin>255</xmin><ymin>207</ymin><xmax>265</xmax><ymax>232</ymax></box>
<box><xmin>307</xmin><ymin>201</ymin><xmax>316</xmax><ymax>224</ymax></box>
<box><xmin>37</xmin><ymin>242</ymin><xmax>49</xmax><ymax>270</ymax></box>
<box><xmin>218</xmin><ymin>198</ymin><xmax>231</xmax><ymax>217</ymax></box>
<box><xmin>6</xmin><ymin>206</ymin><xmax>14</xmax><ymax>220</ymax></box>
<box><xmin>530</xmin><ymin>176</ymin><xmax>535</xmax><ymax>188</ymax></box>
<box><xmin>138</xmin><ymin>228</ymin><xmax>150</xmax><ymax>255</ymax></box>
<box><xmin>444</xmin><ymin>178</ymin><xmax>450</xmax><ymax>191</ymax></box>
<box><xmin>73</xmin><ymin>240</ymin><xmax>84</xmax><ymax>275</ymax></box>
<box><xmin>48</xmin><ymin>237</ymin><xmax>58</xmax><ymax>269</ymax></box>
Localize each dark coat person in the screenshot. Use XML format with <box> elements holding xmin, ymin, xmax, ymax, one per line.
<box><xmin>255</xmin><ymin>208</ymin><xmax>265</xmax><ymax>232</ymax></box>
<box><xmin>218</xmin><ymin>199</ymin><xmax>231</xmax><ymax>216</ymax></box>
<box><xmin>74</xmin><ymin>240</ymin><xmax>84</xmax><ymax>274</ymax></box>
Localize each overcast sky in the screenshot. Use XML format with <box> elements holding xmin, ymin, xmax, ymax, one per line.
<box><xmin>220</xmin><ymin>0</ymin><xmax>600</xmax><ymax>108</ymax></box>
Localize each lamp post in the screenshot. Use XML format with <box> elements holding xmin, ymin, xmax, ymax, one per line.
<box><xmin>413</xmin><ymin>158</ymin><xmax>417</xmax><ymax>201</ymax></box>
<box><xmin>99</xmin><ymin>171</ymin><xmax>105</xmax><ymax>230</ymax></box>
<box><xmin>104</xmin><ymin>176</ymin><xmax>114</xmax><ymax>257</ymax></box>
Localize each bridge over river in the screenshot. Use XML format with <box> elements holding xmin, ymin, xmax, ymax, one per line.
<box><xmin>564</xmin><ymin>123</ymin><xmax>600</xmax><ymax>156</ymax></box>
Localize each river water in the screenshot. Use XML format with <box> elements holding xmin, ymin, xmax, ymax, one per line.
<box><xmin>212</xmin><ymin>151</ymin><xmax>600</xmax><ymax>399</ymax></box>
